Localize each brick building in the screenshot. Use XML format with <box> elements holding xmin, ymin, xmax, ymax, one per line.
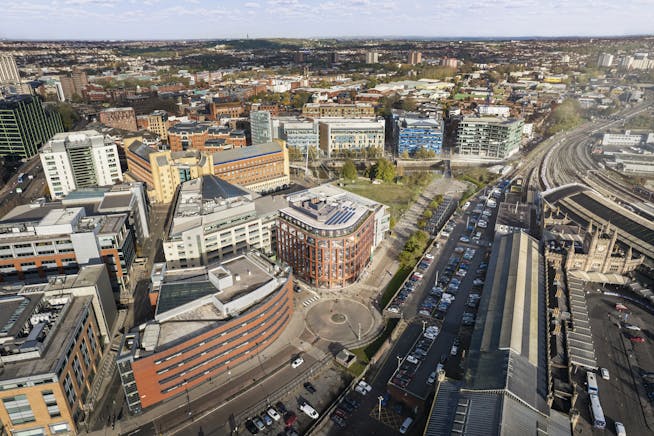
<box><xmin>99</xmin><ymin>107</ymin><xmax>138</xmax><ymax>131</ymax></box>
<box><xmin>167</xmin><ymin>122</ymin><xmax>246</xmax><ymax>152</ymax></box>
<box><xmin>116</xmin><ymin>253</ymin><xmax>293</xmax><ymax>413</ymax></box>
<box><xmin>277</xmin><ymin>185</ymin><xmax>389</xmax><ymax>288</ymax></box>
<box><xmin>209</xmin><ymin>101</ymin><xmax>244</xmax><ymax>120</ymax></box>
<box><xmin>302</xmin><ymin>102</ymin><xmax>375</xmax><ymax>119</ymax></box>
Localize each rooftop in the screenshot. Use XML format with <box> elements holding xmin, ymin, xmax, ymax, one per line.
<box><xmin>212</xmin><ymin>141</ymin><xmax>283</xmax><ymax>165</ymax></box>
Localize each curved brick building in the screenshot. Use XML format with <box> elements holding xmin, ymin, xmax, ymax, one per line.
<box><xmin>277</xmin><ymin>185</ymin><xmax>389</xmax><ymax>289</ymax></box>
<box><xmin>116</xmin><ymin>253</ymin><xmax>293</xmax><ymax>413</ymax></box>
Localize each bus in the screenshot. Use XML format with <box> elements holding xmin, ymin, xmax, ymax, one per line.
<box><xmin>17</xmin><ymin>173</ymin><xmax>24</xmax><ymax>184</ymax></box>
<box><xmin>589</xmin><ymin>393</ymin><xmax>606</xmax><ymax>429</ymax></box>
<box><xmin>586</xmin><ymin>371</ymin><xmax>598</xmax><ymax>394</ymax></box>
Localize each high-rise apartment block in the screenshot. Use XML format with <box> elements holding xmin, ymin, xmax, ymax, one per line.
<box><xmin>397</xmin><ymin>114</ymin><xmax>444</xmax><ymax>155</ymax></box>
<box><xmin>162</xmin><ymin>176</ymin><xmax>286</xmax><ymax>268</ymax></box>
<box><xmin>408</xmin><ymin>51</ymin><xmax>422</xmax><ymax>65</ymax></box>
<box><xmin>99</xmin><ymin>107</ymin><xmax>138</xmax><ymax>132</ymax></box>
<box><xmin>59</xmin><ymin>68</ymin><xmax>88</xmax><ymax>100</ymax></box>
<box><xmin>41</xmin><ymin>130</ymin><xmax>123</xmax><ymax>199</ymax></box>
<box><xmin>277</xmin><ymin>184</ymin><xmax>389</xmax><ymax>288</ymax></box>
<box><xmin>0</xmin><ymin>265</ymin><xmax>117</xmax><ymax>435</ymax></box>
<box><xmin>365</xmin><ymin>51</ymin><xmax>380</xmax><ymax>64</ymax></box>
<box><xmin>0</xmin><ymin>54</ymin><xmax>20</xmax><ymax>84</ymax></box>
<box><xmin>250</xmin><ymin>110</ymin><xmax>273</xmax><ymax>145</ymax></box>
<box><xmin>318</xmin><ymin>119</ymin><xmax>385</xmax><ymax>157</ymax></box>
<box><xmin>456</xmin><ymin>117</ymin><xmax>523</xmax><ymax>159</ymax></box>
<box><xmin>302</xmin><ymin>103</ymin><xmax>375</xmax><ymax>119</ymax></box>
<box><xmin>597</xmin><ymin>53</ymin><xmax>614</xmax><ymax>67</ymax></box>
<box><xmin>0</xmin><ymin>94</ymin><xmax>63</xmax><ymax>158</ymax></box>
<box><xmin>441</xmin><ymin>57</ymin><xmax>458</xmax><ymax>69</ymax></box>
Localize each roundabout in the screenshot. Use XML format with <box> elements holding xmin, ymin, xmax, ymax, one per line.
<box><xmin>305</xmin><ymin>298</ymin><xmax>375</xmax><ymax>343</ymax></box>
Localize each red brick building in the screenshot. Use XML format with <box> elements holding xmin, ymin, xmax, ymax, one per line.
<box><xmin>168</xmin><ymin>122</ymin><xmax>246</xmax><ymax>152</ymax></box>
<box><xmin>99</xmin><ymin>107</ymin><xmax>138</xmax><ymax>131</ymax></box>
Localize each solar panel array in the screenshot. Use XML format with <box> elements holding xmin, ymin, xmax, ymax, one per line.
<box><xmin>324</xmin><ymin>206</ymin><xmax>357</xmax><ymax>226</ymax></box>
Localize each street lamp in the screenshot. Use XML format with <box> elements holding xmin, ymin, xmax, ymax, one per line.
<box><xmin>377</xmin><ymin>395</ymin><xmax>384</xmax><ymax>420</ymax></box>
<box><xmin>422</xmin><ymin>320</ymin><xmax>427</xmax><ymax>333</ymax></box>
<box><xmin>184</xmin><ymin>379</ymin><xmax>191</xmax><ymax>417</ymax></box>
<box><xmin>396</xmin><ymin>355</ymin><xmax>402</xmax><ymax>371</ymax></box>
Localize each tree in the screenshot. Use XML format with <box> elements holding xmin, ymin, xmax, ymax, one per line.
<box><xmin>400</xmin><ymin>150</ymin><xmax>410</xmax><ymax>159</ymax></box>
<box><xmin>371</xmin><ymin>158</ymin><xmax>396</xmax><ymax>183</ymax></box>
<box><xmin>342</xmin><ymin>159</ymin><xmax>357</xmax><ymax>181</ymax></box>
<box><xmin>53</xmin><ymin>102</ymin><xmax>80</xmax><ymax>131</ymax></box>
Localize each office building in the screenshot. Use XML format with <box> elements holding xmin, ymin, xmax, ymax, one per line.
<box><xmin>150</xmin><ymin>150</ymin><xmax>214</xmax><ymax>203</ymax></box>
<box><xmin>279</xmin><ymin>119</ymin><xmax>319</xmax><ymax>153</ymax></box>
<box><xmin>117</xmin><ymin>253</ymin><xmax>293</xmax><ymax>413</ymax></box>
<box><xmin>396</xmin><ymin>114</ymin><xmax>444</xmax><ymax>155</ymax></box>
<box><xmin>0</xmin><ymin>54</ymin><xmax>20</xmax><ymax>84</ymax></box>
<box><xmin>423</xmin><ymin>232</ymin><xmax>571</xmax><ymax>436</ymax></box>
<box><xmin>365</xmin><ymin>51</ymin><xmax>380</xmax><ymax>64</ymax></box>
<box><xmin>163</xmin><ymin>175</ymin><xmax>286</xmax><ymax>269</ymax></box>
<box><xmin>209</xmin><ymin>100</ymin><xmax>244</xmax><ymax>120</ymax></box>
<box><xmin>41</xmin><ymin>130</ymin><xmax>123</xmax><ymax>200</ymax></box>
<box><xmin>408</xmin><ymin>51</ymin><xmax>422</xmax><ymax>65</ymax></box>
<box><xmin>456</xmin><ymin>116</ymin><xmax>524</xmax><ymax>159</ymax></box>
<box><xmin>136</xmin><ymin>110</ymin><xmax>169</xmax><ymax>140</ymax></box>
<box><xmin>250</xmin><ymin>110</ymin><xmax>273</xmax><ymax>145</ymax></box>
<box><xmin>212</xmin><ymin>141</ymin><xmax>290</xmax><ymax>194</ymax></box>
<box><xmin>0</xmin><ymin>265</ymin><xmax>116</xmax><ymax>435</ymax></box>
<box><xmin>167</xmin><ymin>122</ymin><xmax>246</xmax><ymax>152</ymax></box>
<box><xmin>277</xmin><ymin>184</ymin><xmax>389</xmax><ymax>288</ymax></box>
<box><xmin>478</xmin><ymin>105</ymin><xmax>510</xmax><ymax>117</ymax></box>
<box><xmin>0</xmin><ymin>205</ymin><xmax>136</xmax><ymax>292</ymax></box>
<box><xmin>126</xmin><ymin>141</ymin><xmax>157</xmax><ymax>188</ymax></box>
<box><xmin>597</xmin><ymin>53</ymin><xmax>614</xmax><ymax>67</ymax></box>
<box><xmin>99</xmin><ymin>107</ymin><xmax>138</xmax><ymax>132</ymax></box>
<box><xmin>0</xmin><ymin>94</ymin><xmax>63</xmax><ymax>158</ymax></box>
<box><xmin>601</xmin><ymin>131</ymin><xmax>644</xmax><ymax>146</ymax></box>
<box><xmin>60</xmin><ymin>182</ymin><xmax>150</xmax><ymax>242</ymax></box>
<box><xmin>59</xmin><ymin>68</ymin><xmax>88</xmax><ymax>101</ymax></box>
<box><xmin>302</xmin><ymin>103</ymin><xmax>375</xmax><ymax>119</ymax></box>
<box><xmin>318</xmin><ymin>119</ymin><xmax>385</xmax><ymax>157</ymax></box>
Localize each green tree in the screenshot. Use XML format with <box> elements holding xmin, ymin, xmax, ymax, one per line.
<box><xmin>545</xmin><ymin>99</ymin><xmax>583</xmax><ymax>135</ymax></box>
<box><xmin>371</xmin><ymin>158</ymin><xmax>396</xmax><ymax>183</ymax></box>
<box><xmin>53</xmin><ymin>102</ymin><xmax>80</xmax><ymax>131</ymax></box>
<box><xmin>400</xmin><ymin>150</ymin><xmax>410</xmax><ymax>159</ymax></box>
<box><xmin>342</xmin><ymin>159</ymin><xmax>357</xmax><ymax>181</ymax></box>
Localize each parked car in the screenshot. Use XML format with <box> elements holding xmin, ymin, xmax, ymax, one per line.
<box><xmin>252</xmin><ymin>416</ymin><xmax>265</xmax><ymax>431</ymax></box>
<box><xmin>450</xmin><ymin>344</ymin><xmax>458</xmax><ymax>355</ymax></box>
<box><xmin>427</xmin><ymin>371</ymin><xmax>436</xmax><ymax>384</ymax></box>
<box><xmin>275</xmin><ymin>401</ymin><xmax>288</xmax><ymax>415</ymax></box>
<box><xmin>358</xmin><ymin>380</ymin><xmax>373</xmax><ymax>392</ymax></box>
<box><xmin>304</xmin><ymin>382</ymin><xmax>317</xmax><ymax>394</ymax></box>
<box><xmin>267</xmin><ymin>407</ymin><xmax>281</xmax><ymax>421</ymax></box>
<box><xmin>291</xmin><ymin>356</ymin><xmax>304</xmax><ymax>368</ymax></box>
<box><xmin>406</xmin><ymin>355</ymin><xmax>419</xmax><ymax>364</ymax></box>
<box><xmin>245</xmin><ymin>419</ymin><xmax>260</xmax><ymax>434</ymax></box>
<box><xmin>601</xmin><ymin>368</ymin><xmax>610</xmax><ymax>380</ymax></box>
<box><xmin>261</xmin><ymin>412</ymin><xmax>273</xmax><ymax>426</ymax></box>
<box><xmin>299</xmin><ymin>402</ymin><xmax>319</xmax><ymax>419</ymax></box>
<box><xmin>630</xmin><ymin>336</ymin><xmax>646</xmax><ymax>343</ymax></box>
<box><xmin>284</xmin><ymin>411</ymin><xmax>297</xmax><ymax>427</ymax></box>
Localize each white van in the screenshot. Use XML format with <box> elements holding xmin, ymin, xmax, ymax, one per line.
<box><xmin>399</xmin><ymin>417</ymin><xmax>414</xmax><ymax>434</ymax></box>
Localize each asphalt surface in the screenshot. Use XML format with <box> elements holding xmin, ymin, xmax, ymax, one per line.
<box><xmin>584</xmin><ymin>293</ymin><xmax>654</xmax><ymax>435</ymax></box>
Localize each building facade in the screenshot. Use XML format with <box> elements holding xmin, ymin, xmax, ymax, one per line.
<box><xmin>279</xmin><ymin>120</ymin><xmax>319</xmax><ymax>153</ymax></box>
<box><xmin>277</xmin><ymin>184</ymin><xmax>389</xmax><ymax>288</ymax></box>
<box><xmin>456</xmin><ymin>116</ymin><xmax>524</xmax><ymax>159</ymax></box>
<box><xmin>302</xmin><ymin>103</ymin><xmax>375</xmax><ymax>119</ymax></box>
<box><xmin>59</xmin><ymin>68</ymin><xmax>88</xmax><ymax>101</ymax></box>
<box><xmin>250</xmin><ymin>110</ymin><xmax>273</xmax><ymax>145</ymax></box>
<box><xmin>209</xmin><ymin>101</ymin><xmax>244</xmax><ymax>120</ymax></box>
<box><xmin>136</xmin><ymin>110</ymin><xmax>169</xmax><ymax>140</ymax></box>
<box><xmin>365</xmin><ymin>51</ymin><xmax>380</xmax><ymax>64</ymax></box>
<box><xmin>168</xmin><ymin>122</ymin><xmax>246</xmax><ymax>152</ymax></box>
<box><xmin>0</xmin><ymin>265</ymin><xmax>116</xmax><ymax>435</ymax></box>
<box><xmin>0</xmin><ymin>95</ymin><xmax>63</xmax><ymax>158</ymax></box>
<box><xmin>0</xmin><ymin>54</ymin><xmax>20</xmax><ymax>84</ymax></box>
<box><xmin>163</xmin><ymin>176</ymin><xmax>286</xmax><ymax>269</ymax></box>
<box><xmin>397</xmin><ymin>115</ymin><xmax>444</xmax><ymax>155</ymax></box>
<box><xmin>150</xmin><ymin>150</ymin><xmax>214</xmax><ymax>203</ymax></box>
<box><xmin>41</xmin><ymin>130</ymin><xmax>123</xmax><ymax>200</ymax></box>
<box><xmin>597</xmin><ymin>53</ymin><xmax>614</xmax><ymax>67</ymax></box>
<box><xmin>318</xmin><ymin>119</ymin><xmax>385</xmax><ymax>157</ymax></box>
<box><xmin>212</xmin><ymin>141</ymin><xmax>290</xmax><ymax>194</ymax></box>
<box><xmin>116</xmin><ymin>253</ymin><xmax>293</xmax><ymax>413</ymax></box>
<box><xmin>0</xmin><ymin>206</ymin><xmax>135</xmax><ymax>292</ymax></box>
<box><xmin>408</xmin><ymin>51</ymin><xmax>422</xmax><ymax>65</ymax></box>
<box><xmin>99</xmin><ymin>107</ymin><xmax>138</xmax><ymax>132</ymax></box>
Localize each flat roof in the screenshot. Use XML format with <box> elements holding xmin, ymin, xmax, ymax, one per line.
<box><xmin>98</xmin><ymin>193</ymin><xmax>133</xmax><ymax>211</ymax></box>
<box><xmin>212</xmin><ymin>142</ymin><xmax>283</xmax><ymax>165</ymax></box>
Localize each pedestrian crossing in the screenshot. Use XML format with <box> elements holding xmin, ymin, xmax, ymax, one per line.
<box><xmin>302</xmin><ymin>295</ymin><xmax>320</xmax><ymax>307</ymax></box>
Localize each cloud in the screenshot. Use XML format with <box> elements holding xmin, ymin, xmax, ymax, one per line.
<box><xmin>244</xmin><ymin>2</ymin><xmax>261</xmax><ymax>8</ymax></box>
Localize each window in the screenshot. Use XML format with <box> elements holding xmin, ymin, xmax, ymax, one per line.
<box><xmin>2</xmin><ymin>394</ymin><xmax>35</xmax><ymax>425</ymax></box>
<box><xmin>41</xmin><ymin>390</ymin><xmax>61</xmax><ymax>417</ymax></box>
<box><xmin>81</xmin><ymin>339</ymin><xmax>91</xmax><ymax>369</ymax></box>
<box><xmin>73</xmin><ymin>356</ymin><xmax>83</xmax><ymax>388</ymax></box>
<box><xmin>63</xmin><ymin>374</ymin><xmax>76</xmax><ymax>407</ymax></box>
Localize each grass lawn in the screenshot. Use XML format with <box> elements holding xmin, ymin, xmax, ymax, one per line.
<box><xmin>340</xmin><ymin>177</ymin><xmax>430</xmax><ymax>226</ymax></box>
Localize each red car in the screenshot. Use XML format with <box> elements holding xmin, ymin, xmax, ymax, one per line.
<box><xmin>630</xmin><ymin>336</ymin><xmax>645</xmax><ymax>343</ymax></box>
<box><xmin>284</xmin><ymin>411</ymin><xmax>297</xmax><ymax>427</ymax></box>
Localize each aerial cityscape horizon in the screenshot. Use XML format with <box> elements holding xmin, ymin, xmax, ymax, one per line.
<box><xmin>1</xmin><ymin>11</ymin><xmax>654</xmax><ymax>436</ymax></box>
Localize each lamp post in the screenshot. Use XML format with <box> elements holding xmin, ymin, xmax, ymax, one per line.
<box><xmin>184</xmin><ymin>379</ymin><xmax>191</xmax><ymax>417</ymax></box>
<box><xmin>377</xmin><ymin>395</ymin><xmax>384</xmax><ymax>420</ymax></box>
<box><xmin>396</xmin><ymin>355</ymin><xmax>402</xmax><ymax>372</ymax></box>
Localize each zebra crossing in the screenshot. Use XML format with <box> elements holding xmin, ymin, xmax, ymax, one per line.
<box><xmin>302</xmin><ymin>295</ymin><xmax>321</xmax><ymax>307</ymax></box>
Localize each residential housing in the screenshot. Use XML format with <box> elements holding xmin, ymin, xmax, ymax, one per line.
<box><xmin>456</xmin><ymin>116</ymin><xmax>524</xmax><ymax>159</ymax></box>
<box><xmin>40</xmin><ymin>130</ymin><xmax>123</xmax><ymax>200</ymax></box>
<box><xmin>302</xmin><ymin>103</ymin><xmax>375</xmax><ymax>119</ymax></box>
<box><xmin>99</xmin><ymin>107</ymin><xmax>138</xmax><ymax>132</ymax></box>
<box><xmin>318</xmin><ymin>119</ymin><xmax>385</xmax><ymax>157</ymax></box>
<box><xmin>396</xmin><ymin>114</ymin><xmax>444</xmax><ymax>155</ymax></box>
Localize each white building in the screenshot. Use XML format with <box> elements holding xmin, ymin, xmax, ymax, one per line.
<box><xmin>365</xmin><ymin>52</ymin><xmax>380</xmax><ymax>64</ymax></box>
<box><xmin>597</xmin><ymin>53</ymin><xmax>614</xmax><ymax>68</ymax></box>
<box><xmin>0</xmin><ymin>54</ymin><xmax>20</xmax><ymax>84</ymax></box>
<box><xmin>601</xmin><ymin>131</ymin><xmax>644</xmax><ymax>147</ymax></box>
<box><xmin>274</xmin><ymin>118</ymin><xmax>319</xmax><ymax>152</ymax></box>
<box><xmin>163</xmin><ymin>175</ymin><xmax>287</xmax><ymax>269</ymax></box>
<box><xmin>318</xmin><ymin>119</ymin><xmax>385</xmax><ymax>157</ymax></box>
<box><xmin>40</xmin><ymin>130</ymin><xmax>123</xmax><ymax>199</ymax></box>
<box><xmin>477</xmin><ymin>105</ymin><xmax>511</xmax><ymax>117</ymax></box>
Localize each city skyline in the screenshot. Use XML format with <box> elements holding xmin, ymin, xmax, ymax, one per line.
<box><xmin>2</xmin><ymin>0</ymin><xmax>654</xmax><ymax>40</ymax></box>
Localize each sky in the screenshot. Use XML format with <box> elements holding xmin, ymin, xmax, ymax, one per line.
<box><xmin>2</xmin><ymin>0</ymin><xmax>653</xmax><ymax>40</ymax></box>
